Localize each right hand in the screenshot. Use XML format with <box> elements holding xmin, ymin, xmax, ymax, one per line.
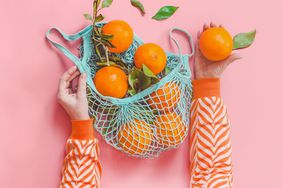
<box><xmin>194</xmin><ymin>22</ymin><xmax>242</xmax><ymax>80</ymax></box>
<box><xmin>57</xmin><ymin>66</ymin><xmax>90</xmax><ymax>120</ymax></box>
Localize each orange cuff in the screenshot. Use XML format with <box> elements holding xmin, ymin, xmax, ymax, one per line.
<box><xmin>193</xmin><ymin>78</ymin><xmax>220</xmax><ymax>99</ymax></box>
<box><xmin>71</xmin><ymin>119</ymin><xmax>95</xmax><ymax>140</ymax></box>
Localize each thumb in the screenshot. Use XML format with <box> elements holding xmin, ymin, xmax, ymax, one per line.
<box><xmin>77</xmin><ymin>73</ymin><xmax>87</xmax><ymax>98</ymax></box>
<box><xmin>218</xmin><ymin>53</ymin><xmax>242</xmax><ymax>70</ymax></box>
<box><xmin>226</xmin><ymin>53</ymin><xmax>242</xmax><ymax>66</ymax></box>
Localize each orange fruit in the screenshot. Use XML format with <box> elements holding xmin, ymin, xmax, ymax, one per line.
<box><xmin>155</xmin><ymin>112</ymin><xmax>186</xmax><ymax>147</ymax></box>
<box><xmin>102</xmin><ymin>20</ymin><xmax>134</xmax><ymax>53</ymax></box>
<box><xmin>147</xmin><ymin>82</ymin><xmax>180</xmax><ymax>112</ymax></box>
<box><xmin>199</xmin><ymin>27</ymin><xmax>233</xmax><ymax>61</ymax></box>
<box><xmin>93</xmin><ymin>66</ymin><xmax>128</xmax><ymax>98</ymax></box>
<box><xmin>118</xmin><ymin>119</ymin><xmax>153</xmax><ymax>155</ymax></box>
<box><xmin>134</xmin><ymin>43</ymin><xmax>167</xmax><ymax>75</ymax></box>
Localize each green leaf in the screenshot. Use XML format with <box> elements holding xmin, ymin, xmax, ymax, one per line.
<box><xmin>102</xmin><ymin>0</ymin><xmax>113</xmax><ymax>8</ymax></box>
<box><xmin>130</xmin><ymin>0</ymin><xmax>145</xmax><ymax>15</ymax></box>
<box><xmin>95</xmin><ymin>14</ymin><xmax>105</xmax><ymax>22</ymax></box>
<box><xmin>142</xmin><ymin>64</ymin><xmax>157</xmax><ymax>78</ymax></box>
<box><xmin>151</xmin><ymin>77</ymin><xmax>159</xmax><ymax>84</ymax></box>
<box><xmin>101</xmin><ymin>33</ymin><xmax>114</xmax><ymax>40</ymax></box>
<box><xmin>128</xmin><ymin>66</ymin><xmax>160</xmax><ymax>96</ymax></box>
<box><xmin>233</xmin><ymin>30</ymin><xmax>256</xmax><ymax>50</ymax></box>
<box><xmin>128</xmin><ymin>68</ymin><xmax>142</xmax><ymax>89</ymax></box>
<box><xmin>128</xmin><ymin>88</ymin><xmax>137</xmax><ymax>96</ymax></box>
<box><xmin>128</xmin><ymin>68</ymin><xmax>151</xmax><ymax>95</ymax></box>
<box><xmin>152</xmin><ymin>6</ymin><xmax>178</xmax><ymax>21</ymax></box>
<box><xmin>164</xmin><ymin>66</ymin><xmax>171</xmax><ymax>75</ymax></box>
<box><xmin>128</xmin><ymin>69</ymin><xmax>141</xmax><ymax>96</ymax></box>
<box><xmin>128</xmin><ymin>75</ymin><xmax>136</xmax><ymax>89</ymax></box>
<box><xmin>139</xmin><ymin>73</ymin><xmax>151</xmax><ymax>89</ymax></box>
<box><xmin>83</xmin><ymin>13</ymin><xmax>93</xmax><ymax>22</ymax></box>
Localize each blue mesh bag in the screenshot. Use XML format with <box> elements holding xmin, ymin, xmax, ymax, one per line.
<box><xmin>46</xmin><ymin>23</ymin><xmax>194</xmax><ymax>158</ymax></box>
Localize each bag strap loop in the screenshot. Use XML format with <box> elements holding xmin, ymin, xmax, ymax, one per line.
<box><xmin>169</xmin><ymin>27</ymin><xmax>195</xmax><ymax>58</ymax></box>
<box><xmin>45</xmin><ymin>25</ymin><xmax>92</xmax><ymax>68</ymax></box>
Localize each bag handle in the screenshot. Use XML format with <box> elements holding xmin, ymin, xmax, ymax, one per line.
<box><xmin>169</xmin><ymin>27</ymin><xmax>195</xmax><ymax>58</ymax></box>
<box><xmin>45</xmin><ymin>25</ymin><xmax>92</xmax><ymax>68</ymax></box>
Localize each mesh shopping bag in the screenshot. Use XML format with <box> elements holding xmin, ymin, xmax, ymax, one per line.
<box><xmin>46</xmin><ymin>23</ymin><xmax>194</xmax><ymax>158</ymax></box>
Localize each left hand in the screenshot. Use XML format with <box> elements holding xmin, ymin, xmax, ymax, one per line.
<box><xmin>194</xmin><ymin>22</ymin><xmax>242</xmax><ymax>80</ymax></box>
<box><xmin>57</xmin><ymin>66</ymin><xmax>90</xmax><ymax>120</ymax></box>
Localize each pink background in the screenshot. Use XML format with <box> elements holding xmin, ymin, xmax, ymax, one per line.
<box><xmin>1</xmin><ymin>0</ymin><xmax>282</xmax><ymax>187</ymax></box>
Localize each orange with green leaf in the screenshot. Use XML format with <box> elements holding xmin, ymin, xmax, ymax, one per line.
<box><xmin>134</xmin><ymin>43</ymin><xmax>167</xmax><ymax>75</ymax></box>
<box><xmin>199</xmin><ymin>27</ymin><xmax>256</xmax><ymax>61</ymax></box>
<box><xmin>102</xmin><ymin>20</ymin><xmax>134</xmax><ymax>53</ymax></box>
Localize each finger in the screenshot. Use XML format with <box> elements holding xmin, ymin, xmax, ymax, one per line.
<box><xmin>195</xmin><ymin>42</ymin><xmax>201</xmax><ymax>55</ymax></box>
<box><xmin>227</xmin><ymin>54</ymin><xmax>242</xmax><ymax>65</ymax></box>
<box><xmin>194</xmin><ymin>39</ymin><xmax>202</xmax><ymax>58</ymax></box>
<box><xmin>77</xmin><ymin>73</ymin><xmax>87</xmax><ymax>98</ymax></box>
<box><xmin>67</xmin><ymin>70</ymin><xmax>80</xmax><ymax>82</ymax></box>
<box><xmin>210</xmin><ymin>22</ymin><xmax>217</xmax><ymax>28</ymax></box>
<box><xmin>67</xmin><ymin>73</ymin><xmax>80</xmax><ymax>93</ymax></box>
<box><xmin>193</xmin><ymin>43</ymin><xmax>198</xmax><ymax>79</ymax></box>
<box><xmin>61</xmin><ymin>66</ymin><xmax>77</xmax><ymax>82</ymax></box>
<box><xmin>197</xmin><ymin>30</ymin><xmax>201</xmax><ymax>40</ymax></box>
<box><xmin>67</xmin><ymin>88</ymin><xmax>73</xmax><ymax>94</ymax></box>
<box><xmin>59</xmin><ymin>66</ymin><xmax>77</xmax><ymax>91</ymax></box>
<box><xmin>64</xmin><ymin>70</ymin><xmax>80</xmax><ymax>90</ymax></box>
<box><xmin>203</xmin><ymin>24</ymin><xmax>209</xmax><ymax>31</ymax></box>
<box><xmin>73</xmin><ymin>84</ymin><xmax>78</xmax><ymax>92</ymax></box>
<box><xmin>194</xmin><ymin>43</ymin><xmax>198</xmax><ymax>57</ymax></box>
<box><xmin>217</xmin><ymin>54</ymin><xmax>242</xmax><ymax>71</ymax></box>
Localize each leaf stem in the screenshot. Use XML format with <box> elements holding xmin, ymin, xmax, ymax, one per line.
<box><xmin>104</xmin><ymin>45</ymin><xmax>110</xmax><ymax>65</ymax></box>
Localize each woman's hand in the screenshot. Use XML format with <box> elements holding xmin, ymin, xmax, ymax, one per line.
<box><xmin>194</xmin><ymin>22</ymin><xmax>242</xmax><ymax>80</ymax></box>
<box><xmin>57</xmin><ymin>66</ymin><xmax>90</xmax><ymax>120</ymax></box>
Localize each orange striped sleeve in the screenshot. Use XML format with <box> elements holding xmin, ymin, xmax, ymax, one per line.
<box><xmin>60</xmin><ymin>119</ymin><xmax>102</xmax><ymax>188</ymax></box>
<box><xmin>189</xmin><ymin>79</ymin><xmax>233</xmax><ymax>187</ymax></box>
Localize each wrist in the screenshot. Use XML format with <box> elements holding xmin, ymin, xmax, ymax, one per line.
<box><xmin>71</xmin><ymin>119</ymin><xmax>95</xmax><ymax>139</ymax></box>
<box><xmin>194</xmin><ymin>73</ymin><xmax>220</xmax><ymax>80</ymax></box>
<box><xmin>70</xmin><ymin>113</ymin><xmax>90</xmax><ymax>121</ymax></box>
<box><xmin>192</xmin><ymin>78</ymin><xmax>221</xmax><ymax>99</ymax></box>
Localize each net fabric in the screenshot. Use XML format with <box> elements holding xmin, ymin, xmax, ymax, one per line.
<box><xmin>47</xmin><ymin>23</ymin><xmax>194</xmax><ymax>158</ymax></box>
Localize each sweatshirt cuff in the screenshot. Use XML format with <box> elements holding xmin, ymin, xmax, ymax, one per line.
<box><xmin>70</xmin><ymin>119</ymin><xmax>95</xmax><ymax>140</ymax></box>
<box><xmin>192</xmin><ymin>78</ymin><xmax>220</xmax><ymax>99</ymax></box>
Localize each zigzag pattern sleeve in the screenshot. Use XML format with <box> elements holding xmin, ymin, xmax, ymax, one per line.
<box><xmin>189</xmin><ymin>79</ymin><xmax>233</xmax><ymax>188</ymax></box>
<box><xmin>60</xmin><ymin>119</ymin><xmax>102</xmax><ymax>188</ymax></box>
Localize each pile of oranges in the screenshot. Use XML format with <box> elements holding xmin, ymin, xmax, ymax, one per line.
<box><xmin>93</xmin><ymin>20</ymin><xmax>186</xmax><ymax>156</ymax></box>
<box><xmin>94</xmin><ymin>20</ymin><xmax>169</xmax><ymax>99</ymax></box>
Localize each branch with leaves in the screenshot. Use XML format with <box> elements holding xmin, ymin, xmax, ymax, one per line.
<box><xmin>83</xmin><ymin>0</ymin><xmax>179</xmax><ymax>96</ymax></box>
<box><xmin>84</xmin><ymin>0</ymin><xmax>129</xmax><ymax>70</ymax></box>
